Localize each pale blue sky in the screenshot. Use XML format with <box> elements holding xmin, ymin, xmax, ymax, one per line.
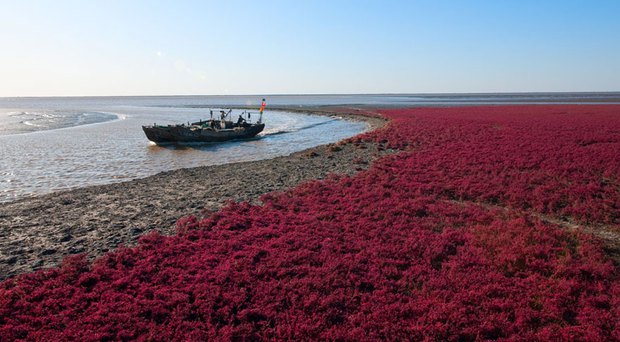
<box><xmin>1</xmin><ymin>0</ymin><xmax>619</xmax><ymax>96</ymax></box>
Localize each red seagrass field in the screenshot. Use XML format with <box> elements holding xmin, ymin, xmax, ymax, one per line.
<box><xmin>1</xmin><ymin>105</ymin><xmax>619</xmax><ymax>340</ymax></box>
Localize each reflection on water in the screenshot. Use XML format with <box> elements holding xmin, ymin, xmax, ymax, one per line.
<box><xmin>0</xmin><ymin>102</ymin><xmax>367</xmax><ymax>202</ymax></box>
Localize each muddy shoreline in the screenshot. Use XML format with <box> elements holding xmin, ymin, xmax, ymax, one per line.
<box><xmin>0</xmin><ymin>109</ymin><xmax>388</xmax><ymax>281</ymax></box>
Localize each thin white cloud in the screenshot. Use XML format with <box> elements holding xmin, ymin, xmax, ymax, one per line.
<box><xmin>171</xmin><ymin>59</ymin><xmax>208</xmax><ymax>82</ymax></box>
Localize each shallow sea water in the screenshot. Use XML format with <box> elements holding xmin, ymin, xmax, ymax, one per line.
<box><xmin>0</xmin><ymin>97</ymin><xmax>369</xmax><ymax>202</ymax></box>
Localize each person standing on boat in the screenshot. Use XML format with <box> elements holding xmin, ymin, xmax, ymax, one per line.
<box><xmin>258</xmin><ymin>99</ymin><xmax>266</xmax><ymax>123</ymax></box>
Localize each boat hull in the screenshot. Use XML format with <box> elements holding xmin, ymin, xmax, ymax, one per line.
<box><xmin>142</xmin><ymin>123</ymin><xmax>265</xmax><ymax>144</ymax></box>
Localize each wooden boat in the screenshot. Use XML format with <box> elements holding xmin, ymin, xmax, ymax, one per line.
<box><xmin>142</xmin><ymin>110</ymin><xmax>265</xmax><ymax>144</ymax></box>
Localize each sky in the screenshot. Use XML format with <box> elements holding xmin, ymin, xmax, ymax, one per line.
<box><xmin>1</xmin><ymin>0</ymin><xmax>619</xmax><ymax>97</ymax></box>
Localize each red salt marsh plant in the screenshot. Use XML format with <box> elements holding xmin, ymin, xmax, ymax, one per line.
<box><xmin>1</xmin><ymin>105</ymin><xmax>619</xmax><ymax>340</ymax></box>
<box><xmin>355</xmin><ymin>106</ymin><xmax>620</xmax><ymax>226</ymax></box>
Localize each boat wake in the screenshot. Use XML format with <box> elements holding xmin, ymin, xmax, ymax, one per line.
<box><xmin>261</xmin><ymin>118</ymin><xmax>339</xmax><ymax>136</ymax></box>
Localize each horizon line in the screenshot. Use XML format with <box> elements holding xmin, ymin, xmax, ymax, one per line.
<box><xmin>2</xmin><ymin>90</ymin><xmax>620</xmax><ymax>100</ymax></box>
